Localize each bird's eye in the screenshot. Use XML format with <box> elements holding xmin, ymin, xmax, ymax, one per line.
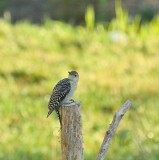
<box><xmin>74</xmin><ymin>74</ymin><xmax>77</xmax><ymax>77</ymax></box>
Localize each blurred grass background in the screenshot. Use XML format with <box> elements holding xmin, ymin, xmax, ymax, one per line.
<box><xmin>0</xmin><ymin>2</ymin><xmax>159</xmax><ymax>160</ymax></box>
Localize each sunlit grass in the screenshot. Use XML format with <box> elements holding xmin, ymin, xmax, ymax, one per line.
<box><xmin>0</xmin><ymin>12</ymin><xmax>159</xmax><ymax>160</ymax></box>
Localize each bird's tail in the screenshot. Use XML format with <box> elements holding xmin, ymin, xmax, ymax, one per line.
<box><xmin>47</xmin><ymin>110</ymin><xmax>54</xmax><ymax>118</ymax></box>
<box><xmin>55</xmin><ymin>109</ymin><xmax>62</xmax><ymax>127</ymax></box>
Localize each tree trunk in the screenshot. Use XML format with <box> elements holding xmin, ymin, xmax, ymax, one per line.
<box><xmin>61</xmin><ymin>101</ymin><xmax>83</xmax><ymax>160</ymax></box>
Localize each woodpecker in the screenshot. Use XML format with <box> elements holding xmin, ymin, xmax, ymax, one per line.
<box><xmin>47</xmin><ymin>71</ymin><xmax>79</xmax><ymax>125</ymax></box>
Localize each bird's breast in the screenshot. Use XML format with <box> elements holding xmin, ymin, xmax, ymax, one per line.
<box><xmin>62</xmin><ymin>81</ymin><xmax>77</xmax><ymax>103</ymax></box>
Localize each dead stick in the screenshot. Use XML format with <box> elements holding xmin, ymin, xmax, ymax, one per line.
<box><xmin>96</xmin><ymin>100</ymin><xmax>132</xmax><ymax>160</ymax></box>
<box><xmin>61</xmin><ymin>101</ymin><xmax>84</xmax><ymax>160</ymax></box>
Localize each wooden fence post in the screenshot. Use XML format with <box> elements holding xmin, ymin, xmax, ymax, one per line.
<box><xmin>61</xmin><ymin>101</ymin><xmax>83</xmax><ymax>160</ymax></box>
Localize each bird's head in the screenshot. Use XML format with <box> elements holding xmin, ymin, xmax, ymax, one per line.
<box><xmin>68</xmin><ymin>71</ymin><xmax>79</xmax><ymax>82</ymax></box>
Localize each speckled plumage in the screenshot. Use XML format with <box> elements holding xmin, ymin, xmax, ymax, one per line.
<box><xmin>47</xmin><ymin>71</ymin><xmax>79</xmax><ymax>126</ymax></box>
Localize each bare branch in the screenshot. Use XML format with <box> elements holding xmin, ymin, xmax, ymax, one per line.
<box><xmin>96</xmin><ymin>100</ymin><xmax>132</xmax><ymax>160</ymax></box>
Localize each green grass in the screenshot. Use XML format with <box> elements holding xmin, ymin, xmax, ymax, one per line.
<box><xmin>0</xmin><ymin>12</ymin><xmax>159</xmax><ymax>160</ymax></box>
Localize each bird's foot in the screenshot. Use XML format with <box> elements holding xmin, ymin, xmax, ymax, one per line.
<box><xmin>62</xmin><ymin>100</ymin><xmax>75</xmax><ymax>106</ymax></box>
<box><xmin>63</xmin><ymin>102</ymin><xmax>72</xmax><ymax>105</ymax></box>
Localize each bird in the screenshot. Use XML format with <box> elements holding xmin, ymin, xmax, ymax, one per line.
<box><xmin>47</xmin><ymin>71</ymin><xmax>79</xmax><ymax>126</ymax></box>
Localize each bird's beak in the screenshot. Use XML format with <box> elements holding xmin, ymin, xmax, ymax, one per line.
<box><xmin>68</xmin><ymin>71</ymin><xmax>71</xmax><ymax>74</ymax></box>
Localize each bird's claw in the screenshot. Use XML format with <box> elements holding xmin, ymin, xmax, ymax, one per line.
<box><xmin>62</xmin><ymin>99</ymin><xmax>75</xmax><ymax>106</ymax></box>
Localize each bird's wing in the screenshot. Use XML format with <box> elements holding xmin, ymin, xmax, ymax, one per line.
<box><xmin>48</xmin><ymin>78</ymin><xmax>71</xmax><ymax>110</ymax></box>
<box><xmin>47</xmin><ymin>78</ymin><xmax>71</xmax><ymax>124</ymax></box>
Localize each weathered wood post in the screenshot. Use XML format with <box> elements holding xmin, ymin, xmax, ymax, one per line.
<box><xmin>61</xmin><ymin>101</ymin><xmax>83</xmax><ymax>160</ymax></box>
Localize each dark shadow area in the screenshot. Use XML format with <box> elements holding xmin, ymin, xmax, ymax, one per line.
<box><xmin>0</xmin><ymin>70</ymin><xmax>46</xmax><ymax>84</ymax></box>
<box><xmin>0</xmin><ymin>0</ymin><xmax>159</xmax><ymax>24</ymax></box>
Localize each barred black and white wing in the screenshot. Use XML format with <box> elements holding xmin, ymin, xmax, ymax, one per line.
<box><xmin>47</xmin><ymin>78</ymin><xmax>71</xmax><ymax>124</ymax></box>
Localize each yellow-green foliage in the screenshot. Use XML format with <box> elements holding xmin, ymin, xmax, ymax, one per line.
<box><xmin>85</xmin><ymin>5</ymin><xmax>95</xmax><ymax>30</ymax></box>
<box><xmin>0</xmin><ymin>13</ymin><xmax>159</xmax><ymax>160</ymax></box>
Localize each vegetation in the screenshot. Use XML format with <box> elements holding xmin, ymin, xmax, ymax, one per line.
<box><xmin>0</xmin><ymin>6</ymin><xmax>159</xmax><ymax>160</ymax></box>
